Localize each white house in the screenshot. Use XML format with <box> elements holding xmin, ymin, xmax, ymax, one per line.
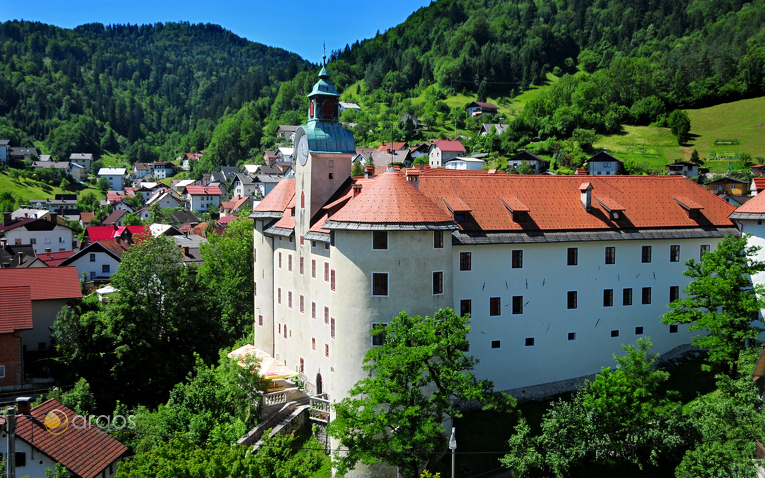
<box><xmin>667</xmin><ymin>161</ymin><xmax>700</xmax><ymax>178</ymax></box>
<box><xmin>98</xmin><ymin>168</ymin><xmax>127</xmax><ymax>190</ymax></box>
<box><xmin>0</xmin><ymin>215</ymin><xmax>74</xmax><ymax>253</ymax></box>
<box><xmin>146</xmin><ymin>190</ymin><xmax>184</xmax><ymax>209</ymax></box>
<box><xmin>428</xmin><ymin>139</ymin><xmax>466</xmax><ymax>168</ymax></box>
<box><xmin>232</xmin><ymin>173</ymin><xmax>259</xmax><ymax>197</ymax></box>
<box><xmin>507</xmin><ymin>151</ymin><xmax>550</xmax><ymax>173</ymax></box>
<box><xmin>69</xmin><ymin>153</ymin><xmax>93</xmax><ymax>171</ymax></box>
<box><xmin>0</xmin><ymin>398</ymin><xmax>126</xmax><ymax>478</ymax></box>
<box><xmin>729</xmin><ymin>193</ymin><xmax>765</xmax><ymax>318</ymax></box>
<box><xmin>134</xmin><ymin>162</ymin><xmax>151</xmax><ymax>178</ymax></box>
<box><xmin>588</xmin><ymin>151</ymin><xmax>624</xmax><ymax>175</ymax></box>
<box><xmin>59</xmin><ymin>238</ymin><xmax>129</xmax><ymax>281</ymax></box>
<box><xmin>186</xmin><ymin>185</ymin><xmax>223</xmax><ymax>212</ymax></box>
<box><xmin>444</xmin><ymin>156</ymin><xmax>485</xmax><ymax>171</ymax></box>
<box><xmin>152</xmin><ymin>162</ymin><xmax>174</xmax><ymax>179</ymax></box>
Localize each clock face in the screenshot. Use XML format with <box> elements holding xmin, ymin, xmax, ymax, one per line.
<box><xmin>298</xmin><ymin>134</ymin><xmax>309</xmax><ymax>166</ymax></box>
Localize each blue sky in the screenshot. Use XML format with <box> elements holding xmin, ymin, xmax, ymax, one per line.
<box><xmin>0</xmin><ymin>0</ymin><xmax>432</xmax><ymax>63</ymax></box>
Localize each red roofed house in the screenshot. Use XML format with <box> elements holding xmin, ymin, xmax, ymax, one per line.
<box><xmin>376</xmin><ymin>142</ymin><xmax>408</xmax><ymax>152</ymax></box>
<box><xmin>0</xmin><ymin>267</ymin><xmax>81</xmax><ymax>352</ymax></box>
<box><xmin>59</xmin><ymin>238</ymin><xmax>131</xmax><ymax>282</ymax></box>
<box><xmin>428</xmin><ymin>139</ymin><xmax>466</xmax><ymax>168</ymax></box>
<box><xmin>0</xmin><ymin>286</ymin><xmax>33</xmax><ymax>388</ymax></box>
<box><xmin>253</xmin><ymin>65</ymin><xmax>741</xmax><ymax>446</ymax></box>
<box><xmin>83</xmin><ymin>225</ymin><xmax>149</xmax><ymax>248</ymax></box>
<box><xmin>221</xmin><ymin>195</ymin><xmax>252</xmax><ymax>217</ymax></box>
<box><xmin>729</xmin><ymin>191</ymin><xmax>765</xmax><ymax>305</ymax></box>
<box><xmin>0</xmin><ymin>398</ymin><xmax>127</xmax><ymax>477</ymax></box>
<box><xmin>751</xmin><ymin>178</ymin><xmax>765</xmax><ymax>196</ymax></box>
<box><xmin>186</xmin><ymin>185</ymin><xmax>223</xmax><ymax>213</ymax></box>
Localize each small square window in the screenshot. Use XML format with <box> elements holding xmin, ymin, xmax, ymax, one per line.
<box><xmin>610</xmin><ymin>329</ymin><xmax>620</xmax><ymax>338</ymax></box>
<box><xmin>605</xmin><ymin>247</ymin><xmax>615</xmax><ymax>264</ymax></box>
<box><xmin>433</xmin><ymin>271</ymin><xmax>443</xmax><ymax>295</ymax></box>
<box><xmin>372</xmin><ymin>273</ymin><xmax>388</xmax><ymax>296</ymax></box>
<box><xmin>635</xmin><ymin>326</ymin><xmax>644</xmax><ymax>335</ymax></box>
<box><xmin>623</xmin><ymin>288</ymin><xmax>633</xmax><ymax>306</ymax></box>
<box><xmin>642</xmin><ymin>287</ymin><xmax>652</xmax><ymax>304</ymax></box>
<box><xmin>328</xmin><ymin>173</ymin><xmax>334</xmax><ymax>179</ymax></box>
<box><xmin>30</xmin><ymin>238</ymin><xmax>36</xmax><ymax>245</ymax></box>
<box><xmin>325</xmin><ymin>243</ymin><xmax>330</xmax><ymax>250</ymax></box>
<box><xmin>512</xmin><ymin>296</ymin><xmax>523</xmax><ymax>315</ymax></box>
<box><xmin>460</xmin><ymin>299</ymin><xmax>472</xmax><ymax>317</ymax></box>
<box><xmin>434</xmin><ymin>231</ymin><xmax>444</xmax><ymax>249</ymax></box>
<box><xmin>567</xmin><ymin>291</ymin><xmax>578</xmax><ymax>309</ymax></box>
<box><xmin>567</xmin><ymin>247</ymin><xmax>578</xmax><ymax>266</ymax></box>
<box><xmin>524</xmin><ymin>337</ymin><xmax>535</xmax><ymax>347</ymax></box>
<box><xmin>459</xmin><ymin>251</ymin><xmax>471</xmax><ymax>271</ymax></box>
<box><xmin>670</xmin><ymin>286</ymin><xmax>679</xmax><ymax>303</ymax></box>
<box><xmin>670</xmin><ymin>245</ymin><xmax>680</xmax><ymax>262</ymax></box>
<box><xmin>102</xmin><ymin>264</ymin><xmax>110</xmax><ymax>273</ymax></box>
<box><xmin>312</xmin><ymin>241</ymin><xmax>316</xmax><ymax>248</ymax></box>
<box><xmin>700</xmin><ymin>245</ymin><xmax>710</xmax><ymax>260</ymax></box>
<box><xmin>512</xmin><ymin>250</ymin><xmax>523</xmax><ymax>268</ymax></box>
<box><xmin>567</xmin><ymin>332</ymin><xmax>577</xmax><ymax>341</ymax></box>
<box><xmin>669</xmin><ymin>324</ymin><xmax>679</xmax><ymax>334</ymax></box>
<box><xmin>491</xmin><ymin>340</ymin><xmax>501</xmax><ymax>349</ymax></box>
<box><xmin>372</xmin><ymin>231</ymin><xmax>388</xmax><ymax>250</ymax></box>
<box><xmin>642</xmin><ymin>246</ymin><xmax>652</xmax><ymax>263</ymax></box>
<box><xmin>490</xmin><ymin>297</ymin><xmax>501</xmax><ymax>316</ymax></box>
<box><xmin>603</xmin><ymin>289</ymin><xmax>613</xmax><ymax>307</ymax></box>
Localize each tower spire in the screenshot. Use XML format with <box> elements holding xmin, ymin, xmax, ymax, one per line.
<box><xmin>323</xmin><ymin>42</ymin><xmax>326</xmax><ymax>67</ymax></box>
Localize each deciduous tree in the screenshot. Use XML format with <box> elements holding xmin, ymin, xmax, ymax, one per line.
<box><xmin>661</xmin><ymin>235</ymin><xmax>765</xmax><ymax>376</ymax></box>
<box><xmin>327</xmin><ymin>308</ymin><xmax>515</xmax><ymax>478</ymax></box>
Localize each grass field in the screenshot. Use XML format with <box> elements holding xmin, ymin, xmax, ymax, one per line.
<box><xmin>0</xmin><ymin>170</ymin><xmax>104</xmax><ymax>204</ymax></box>
<box><xmin>595</xmin><ymin>97</ymin><xmax>765</xmax><ymax>173</ymax></box>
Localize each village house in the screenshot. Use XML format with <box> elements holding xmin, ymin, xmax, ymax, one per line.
<box><xmin>0</xmin><ymin>286</ymin><xmax>32</xmax><ymax>389</ymax></box>
<box><xmin>507</xmin><ymin>150</ymin><xmax>550</xmax><ymax>173</ymax></box>
<box><xmin>466</xmin><ymin>101</ymin><xmax>499</xmax><ymax>116</ymax></box>
<box><xmin>428</xmin><ymin>139</ymin><xmax>466</xmax><ymax>168</ymax></box>
<box><xmin>707</xmin><ymin>176</ymin><xmax>749</xmax><ymax>196</ymax></box>
<box><xmin>0</xmin><ymin>214</ymin><xmax>74</xmax><ymax>254</ymax></box>
<box><xmin>186</xmin><ymin>185</ymin><xmax>223</xmax><ymax>213</ymax></box>
<box><xmin>276</xmin><ymin>124</ymin><xmax>300</xmax><ymax>140</ymax></box>
<box><xmin>69</xmin><ymin>153</ymin><xmax>93</xmax><ymax>171</ymax></box>
<box><xmin>232</xmin><ymin>173</ymin><xmax>259</xmax><ymax>197</ymax></box>
<box><xmin>667</xmin><ymin>161</ymin><xmax>700</xmax><ymax>178</ymax></box>
<box><xmin>444</xmin><ymin>156</ymin><xmax>486</xmax><ymax>170</ymax></box>
<box><xmin>0</xmin><ymin>398</ymin><xmax>127</xmax><ymax>478</ymax></box>
<box><xmin>479</xmin><ymin>123</ymin><xmax>508</xmax><ymax>136</ymax></box>
<box><xmin>98</xmin><ymin>168</ymin><xmax>127</xmax><ymax>191</ymax></box>
<box><xmin>133</xmin><ymin>162</ymin><xmax>151</xmax><ymax>178</ymax></box>
<box><xmin>588</xmin><ymin>151</ymin><xmax>624</xmax><ymax>175</ymax></box>
<box><xmin>59</xmin><ymin>237</ymin><xmax>131</xmax><ymax>282</ymax></box>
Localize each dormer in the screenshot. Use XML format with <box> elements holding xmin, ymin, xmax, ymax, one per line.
<box><xmin>579</xmin><ymin>182</ymin><xmax>593</xmax><ymax>212</ymax></box>
<box><xmin>595</xmin><ymin>197</ymin><xmax>625</xmax><ymax>220</ymax></box>
<box><xmin>674</xmin><ymin>196</ymin><xmax>704</xmax><ymax>219</ymax></box>
<box><xmin>442</xmin><ymin>197</ymin><xmax>471</xmax><ymax>223</ymax></box>
<box><xmin>500</xmin><ymin>196</ymin><xmax>530</xmax><ymax>223</ymax></box>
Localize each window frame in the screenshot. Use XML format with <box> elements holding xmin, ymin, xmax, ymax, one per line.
<box><xmin>372</xmin><ymin>231</ymin><xmax>388</xmax><ymax>250</ymax></box>
<box><xmin>567</xmin><ymin>332</ymin><xmax>577</xmax><ymax>342</ymax></box>
<box><xmin>324</xmin><ymin>262</ymin><xmax>330</xmax><ymax>282</ymax></box>
<box><xmin>330</xmin><ymin>269</ymin><xmax>336</xmax><ymax>291</ymax></box>
<box><xmin>371</xmin><ymin>323</ymin><xmax>387</xmax><ymax>346</ymax></box>
<box><xmin>489</xmin><ymin>297</ymin><xmax>501</xmax><ymax>316</ymax></box>
<box><xmin>325</xmin><ymin>343</ymin><xmax>329</xmax><ymax>357</ymax></box>
<box><xmin>434</xmin><ymin>230</ymin><xmax>444</xmax><ymax>249</ymax></box>
<box><xmin>567</xmin><ymin>291</ymin><xmax>578</xmax><ymax>309</ymax></box>
<box><xmin>312</xmin><ymin>259</ymin><xmax>316</xmax><ymax>278</ymax></box>
<box><xmin>610</xmin><ymin>329</ymin><xmax>620</xmax><ymax>338</ymax></box>
<box><xmin>288</xmin><ymin>254</ymin><xmax>292</xmax><ymax>272</ymax></box>
<box><xmin>669</xmin><ymin>324</ymin><xmax>679</xmax><ymax>334</ymax></box>
<box><xmin>324</xmin><ymin>306</ymin><xmax>329</xmax><ymax>325</ymax></box>
<box><xmin>605</xmin><ymin>246</ymin><xmax>616</xmax><ymax>265</ymax></box>
<box><xmin>635</xmin><ymin>326</ymin><xmax>644</xmax><ymax>336</ymax></box>
<box><xmin>603</xmin><ymin>289</ymin><xmax>614</xmax><ymax>307</ymax></box>
<box><xmin>300</xmin><ymin>256</ymin><xmax>304</xmax><ymax>275</ymax></box>
<box><xmin>372</xmin><ymin>272</ymin><xmax>389</xmax><ymax>297</ymax></box>
<box><xmin>278</xmin><ymin>252</ymin><xmax>282</xmax><ymax>269</ymax></box>
<box><xmin>277</xmin><ymin>287</ymin><xmax>281</xmax><ymax>304</ymax></box>
<box><xmin>669</xmin><ymin>285</ymin><xmax>680</xmax><ymax>303</ymax></box>
<box><xmin>300</xmin><ymin>295</ymin><xmax>304</xmax><ymax>313</ymax></box>
<box><xmin>432</xmin><ymin>271</ymin><xmax>444</xmax><ymax>295</ymax></box>
<box><xmin>258</xmin><ymin>315</ymin><xmax>263</xmax><ymax>326</ymax></box>
<box><xmin>641</xmin><ymin>245</ymin><xmax>652</xmax><ymax>263</ymax></box>
<box><xmin>670</xmin><ymin>245</ymin><xmax>681</xmax><ymax>262</ymax></box>
<box><xmin>512</xmin><ymin>296</ymin><xmax>523</xmax><ymax>315</ymax></box>
<box><xmin>567</xmin><ymin>247</ymin><xmax>578</xmax><ymax>266</ymax></box>
<box><xmin>623</xmin><ymin>288</ymin><xmax>633</xmax><ymax>306</ymax></box>
<box><xmin>700</xmin><ymin>245</ymin><xmax>710</xmax><ymax>260</ymax></box>
<box><xmin>312</xmin><ymin>302</ymin><xmax>316</xmax><ymax>320</ymax></box>
<box><xmin>524</xmin><ymin>337</ymin><xmax>535</xmax><ymax>347</ymax></box>
<box><xmin>459</xmin><ymin>251</ymin><xmax>472</xmax><ymax>271</ymax></box>
<box><xmin>511</xmin><ymin>250</ymin><xmax>523</xmax><ymax>269</ymax></box>
<box><xmin>491</xmin><ymin>340</ymin><xmax>501</xmax><ymax>349</ymax></box>
<box><xmin>460</xmin><ymin>299</ymin><xmax>472</xmax><ymax>317</ymax></box>
<box><xmin>642</xmin><ymin>287</ymin><xmax>652</xmax><ymax>305</ymax></box>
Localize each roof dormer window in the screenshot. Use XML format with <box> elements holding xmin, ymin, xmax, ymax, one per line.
<box><xmin>595</xmin><ymin>197</ymin><xmax>625</xmax><ymax>221</ymax></box>
<box><xmin>500</xmin><ymin>197</ymin><xmax>530</xmax><ymax>223</ymax></box>
<box><xmin>674</xmin><ymin>197</ymin><xmax>704</xmax><ymax>219</ymax></box>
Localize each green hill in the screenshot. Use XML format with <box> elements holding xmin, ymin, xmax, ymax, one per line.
<box><xmin>594</xmin><ymin>97</ymin><xmax>765</xmax><ymax>173</ymax></box>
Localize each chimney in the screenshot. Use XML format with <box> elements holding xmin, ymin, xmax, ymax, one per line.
<box><xmin>3</xmin><ymin>212</ymin><xmax>10</xmax><ymax>224</ymax></box>
<box><xmin>0</xmin><ymin>238</ymin><xmax>6</xmax><ymax>249</ymax></box>
<box><xmin>364</xmin><ymin>165</ymin><xmax>374</xmax><ymax>179</ymax></box>
<box><xmin>352</xmin><ymin>184</ymin><xmax>362</xmax><ymax>197</ymax></box>
<box><xmin>16</xmin><ymin>396</ymin><xmax>31</xmax><ymax>415</ymax></box>
<box><xmin>16</xmin><ymin>252</ymin><xmax>24</xmax><ymax>266</ymax></box>
<box><xmin>115</xmin><ymin>237</ymin><xmax>121</xmax><ymax>246</ymax></box>
<box><xmin>579</xmin><ymin>183</ymin><xmax>593</xmax><ymax>213</ymax></box>
<box><xmin>183</xmin><ymin>246</ymin><xmax>190</xmax><ymax>256</ymax></box>
<box><xmin>50</xmin><ymin>213</ymin><xmax>58</xmax><ymax>224</ymax></box>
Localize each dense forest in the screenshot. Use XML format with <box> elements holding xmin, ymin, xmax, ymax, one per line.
<box><xmin>0</xmin><ymin>21</ymin><xmax>312</xmax><ymax>165</ymax></box>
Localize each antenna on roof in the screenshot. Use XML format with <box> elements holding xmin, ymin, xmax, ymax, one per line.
<box><xmin>323</xmin><ymin>42</ymin><xmax>326</xmax><ymax>66</ymax></box>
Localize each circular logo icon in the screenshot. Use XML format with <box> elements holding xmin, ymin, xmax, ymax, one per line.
<box><xmin>44</xmin><ymin>409</ymin><xmax>69</xmax><ymax>435</ymax></box>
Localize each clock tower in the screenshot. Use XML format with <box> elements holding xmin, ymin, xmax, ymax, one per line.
<box><xmin>294</xmin><ymin>62</ymin><xmax>355</xmax><ymax>230</ymax></box>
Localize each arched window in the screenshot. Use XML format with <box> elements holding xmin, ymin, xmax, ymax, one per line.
<box><xmin>301</xmin><ymin>191</ymin><xmax>305</xmax><ymax>209</ymax></box>
<box><xmin>309</xmin><ymin>101</ymin><xmax>314</xmax><ymax>117</ymax></box>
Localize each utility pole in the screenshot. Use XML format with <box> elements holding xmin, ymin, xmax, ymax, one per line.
<box><xmin>6</xmin><ymin>406</ymin><xmax>15</xmax><ymax>478</ymax></box>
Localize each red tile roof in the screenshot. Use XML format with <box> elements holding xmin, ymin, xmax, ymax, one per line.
<box><xmin>15</xmin><ymin>399</ymin><xmax>128</xmax><ymax>478</ymax></box>
<box><xmin>37</xmin><ymin>250</ymin><xmax>75</xmax><ymax>267</ymax></box>
<box><xmin>431</xmin><ymin>140</ymin><xmax>466</xmax><ymax>153</ymax></box>
<box><xmin>416</xmin><ymin>174</ymin><xmax>735</xmax><ymax>231</ymax></box>
<box><xmin>377</xmin><ymin>142</ymin><xmax>408</xmax><ymax>151</ymax></box>
<box><xmin>753</xmin><ymin>178</ymin><xmax>765</xmax><ymax>191</ymax></box>
<box><xmin>186</xmin><ymin>185</ymin><xmax>222</xmax><ymax>195</ymax></box>
<box><xmin>0</xmin><ymin>267</ymin><xmax>82</xmax><ymax>301</ymax></box>
<box><xmin>732</xmin><ymin>190</ymin><xmax>765</xmax><ymax>214</ymax></box>
<box><xmin>253</xmin><ymin>179</ymin><xmax>295</xmax><ymax>213</ymax></box>
<box><xmin>86</xmin><ymin>225</ymin><xmax>149</xmax><ymax>243</ymax></box>
<box><xmin>329</xmin><ymin>172</ymin><xmax>455</xmax><ymax>224</ymax></box>
<box><xmin>0</xmin><ymin>286</ymin><xmax>33</xmax><ymax>333</ymax></box>
<box><xmin>80</xmin><ymin>212</ymin><xmax>95</xmax><ymax>224</ymax></box>
<box><xmin>221</xmin><ymin>195</ymin><xmax>250</xmax><ymax>212</ymax></box>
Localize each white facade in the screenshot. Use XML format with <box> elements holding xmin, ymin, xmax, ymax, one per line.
<box><xmin>429</xmin><ymin>145</ymin><xmax>463</xmax><ymax>168</ymax></box>
<box><xmin>188</xmin><ymin>193</ymin><xmax>221</xmax><ymax>212</ymax></box>
<box><xmin>98</xmin><ymin>168</ymin><xmax>127</xmax><ymax>190</ymax></box>
<box><xmin>67</xmin><ymin>251</ymin><xmax>122</xmax><ymax>281</ymax></box>
<box><xmin>445</xmin><ymin>157</ymin><xmax>485</xmax><ymax>171</ymax></box>
<box><xmin>3</xmin><ymin>225</ymin><xmax>73</xmax><ymax>254</ymax></box>
<box><xmin>589</xmin><ymin>160</ymin><xmax>622</xmax><ymax>175</ymax></box>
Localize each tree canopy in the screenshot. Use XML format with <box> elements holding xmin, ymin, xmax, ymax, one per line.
<box><xmin>327</xmin><ymin>308</ymin><xmax>515</xmax><ymax>478</ymax></box>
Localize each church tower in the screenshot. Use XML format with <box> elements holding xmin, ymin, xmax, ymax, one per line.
<box><xmin>293</xmin><ymin>63</ymin><xmax>355</xmax><ymax>232</ymax></box>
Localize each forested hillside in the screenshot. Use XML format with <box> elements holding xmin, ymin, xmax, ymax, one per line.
<box><xmin>0</xmin><ymin>21</ymin><xmax>312</xmax><ymax>163</ymax></box>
